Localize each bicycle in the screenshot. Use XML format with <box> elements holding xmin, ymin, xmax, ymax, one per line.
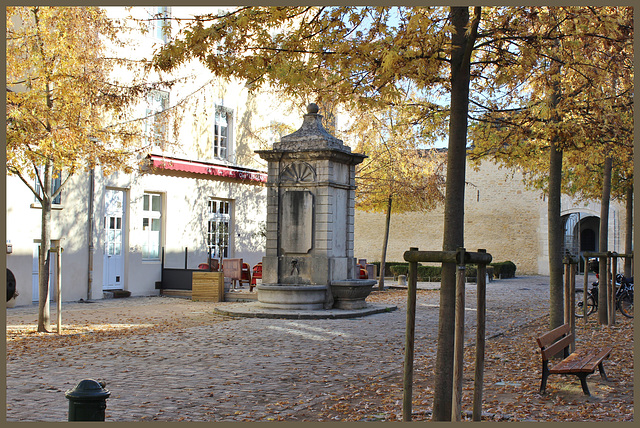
<box><xmin>575</xmin><ymin>273</ymin><xmax>633</xmax><ymax>319</ymax></box>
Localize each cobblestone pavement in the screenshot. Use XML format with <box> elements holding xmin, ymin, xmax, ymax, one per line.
<box><xmin>6</xmin><ymin>276</ymin><xmax>552</xmax><ymax>421</ymax></box>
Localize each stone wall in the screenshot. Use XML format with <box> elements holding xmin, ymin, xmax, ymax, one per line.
<box><xmin>354</xmin><ymin>160</ymin><xmax>628</xmax><ymax>275</ymax></box>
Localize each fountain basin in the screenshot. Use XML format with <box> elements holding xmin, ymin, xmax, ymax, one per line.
<box><xmin>257</xmin><ymin>284</ymin><xmax>327</xmax><ymax>310</ymax></box>
<box><xmin>331</xmin><ymin>279</ymin><xmax>376</xmax><ymax>309</ymax></box>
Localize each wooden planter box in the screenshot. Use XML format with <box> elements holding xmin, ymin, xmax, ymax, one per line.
<box><xmin>192</xmin><ymin>271</ymin><xmax>224</xmax><ymax>302</ymax></box>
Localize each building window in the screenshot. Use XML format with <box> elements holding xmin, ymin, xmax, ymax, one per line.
<box><xmin>213</xmin><ymin>106</ymin><xmax>232</xmax><ymax>160</ymax></box>
<box><xmin>105</xmin><ymin>216</ymin><xmax>122</xmax><ymax>256</ymax></box>
<box><xmin>152</xmin><ymin>7</ymin><xmax>170</xmax><ymax>43</ymax></box>
<box><xmin>146</xmin><ymin>90</ymin><xmax>169</xmax><ymax>149</ymax></box>
<box><xmin>34</xmin><ymin>168</ymin><xmax>62</xmax><ymax>205</ymax></box>
<box><xmin>142</xmin><ymin>192</ymin><xmax>162</xmax><ymax>259</ymax></box>
<box><xmin>207</xmin><ymin>199</ymin><xmax>231</xmax><ymax>259</ymax></box>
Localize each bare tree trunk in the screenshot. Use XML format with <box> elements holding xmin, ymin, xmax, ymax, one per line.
<box><xmin>378</xmin><ymin>195</ymin><xmax>392</xmax><ymax>290</ymax></box>
<box><xmin>432</xmin><ymin>6</ymin><xmax>479</xmax><ymax>421</ymax></box>
<box><xmin>598</xmin><ymin>156</ymin><xmax>613</xmax><ymax>324</ymax></box>
<box><xmin>37</xmin><ymin>160</ymin><xmax>53</xmax><ymax>332</ymax></box>
<box><xmin>624</xmin><ymin>184</ymin><xmax>633</xmax><ymax>277</ymax></box>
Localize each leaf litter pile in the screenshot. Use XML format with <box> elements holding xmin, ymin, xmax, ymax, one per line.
<box><xmin>6</xmin><ymin>292</ymin><xmax>633</xmax><ymax>422</ymax></box>
<box><xmin>303</xmin><ymin>290</ymin><xmax>633</xmax><ymax>422</ymax></box>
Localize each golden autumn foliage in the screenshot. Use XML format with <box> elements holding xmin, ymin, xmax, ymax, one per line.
<box><xmin>6</xmin><ymin>6</ymin><xmax>151</xmax><ymax>179</ymax></box>
<box><xmin>6</xmin><ymin>6</ymin><xmax>160</xmax><ymax>332</ymax></box>
<box><xmin>152</xmin><ymin>6</ymin><xmax>631</xmax><ymax>205</ymax></box>
<box><xmin>348</xmin><ymin>106</ymin><xmax>445</xmax><ymax>214</ymax></box>
<box><xmin>467</xmin><ymin>7</ymin><xmax>633</xmax><ymax>203</ymax></box>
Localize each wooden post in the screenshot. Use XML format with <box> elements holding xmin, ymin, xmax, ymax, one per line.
<box><xmin>402</xmin><ymin>248</ymin><xmax>419</xmax><ymax>422</ymax></box>
<box><xmin>56</xmin><ymin>247</ymin><xmax>61</xmax><ymax>334</ymax></box>
<box><xmin>452</xmin><ymin>247</ymin><xmax>466</xmax><ymax>422</ymax></box>
<box><xmin>607</xmin><ymin>254</ymin><xmax>614</xmax><ymax>326</ymax></box>
<box><xmin>569</xmin><ymin>262</ymin><xmax>576</xmax><ymax>351</ymax></box>
<box><xmin>611</xmin><ymin>253</ymin><xmax>617</xmax><ymax>325</ymax></box>
<box><xmin>49</xmin><ymin>239</ymin><xmax>63</xmax><ymax>335</ymax></box>
<box><xmin>563</xmin><ymin>259</ymin><xmax>571</xmax><ymax>325</ymax></box>
<box><xmin>583</xmin><ymin>257</ymin><xmax>589</xmax><ymax>321</ymax></box>
<box><xmin>472</xmin><ymin>250</ymin><xmax>487</xmax><ymax>421</ymax></box>
<box><xmin>38</xmin><ymin>244</ymin><xmax>42</xmax><ymax>300</ymax></box>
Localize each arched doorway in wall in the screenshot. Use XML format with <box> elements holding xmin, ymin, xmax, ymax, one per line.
<box><xmin>562</xmin><ymin>213</ymin><xmax>599</xmax><ymax>273</ymax></box>
<box><xmin>579</xmin><ymin>216</ymin><xmax>600</xmax><ymax>273</ymax></box>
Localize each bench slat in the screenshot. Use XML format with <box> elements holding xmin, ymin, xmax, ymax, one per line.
<box><xmin>551</xmin><ymin>348</ymin><xmax>612</xmax><ymax>374</ymax></box>
<box><xmin>536</xmin><ymin>323</ymin><xmax>571</xmax><ymax>349</ymax></box>
<box><xmin>551</xmin><ymin>352</ymin><xmax>597</xmax><ymax>373</ymax></box>
<box><xmin>541</xmin><ymin>333</ymin><xmax>573</xmax><ymax>361</ymax></box>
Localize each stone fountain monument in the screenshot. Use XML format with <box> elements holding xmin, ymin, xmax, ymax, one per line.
<box><xmin>255</xmin><ymin>103</ymin><xmax>376</xmax><ymax>310</ymax></box>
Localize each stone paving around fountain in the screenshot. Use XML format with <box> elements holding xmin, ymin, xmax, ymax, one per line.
<box><xmin>5</xmin><ymin>276</ymin><xmax>552</xmax><ymax>421</ymax></box>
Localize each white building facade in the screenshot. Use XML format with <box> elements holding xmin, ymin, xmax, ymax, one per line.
<box><xmin>6</xmin><ymin>7</ymin><xmax>303</xmax><ymax>305</ymax></box>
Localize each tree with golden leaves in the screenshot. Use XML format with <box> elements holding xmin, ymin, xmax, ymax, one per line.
<box><xmin>6</xmin><ymin>6</ymin><xmax>157</xmax><ymax>332</ymax></box>
<box><xmin>469</xmin><ymin>7</ymin><xmax>632</xmax><ymax>326</ymax></box>
<box><xmin>348</xmin><ymin>103</ymin><xmax>445</xmax><ymax>290</ymax></box>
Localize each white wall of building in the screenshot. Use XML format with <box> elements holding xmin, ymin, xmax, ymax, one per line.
<box><xmin>6</xmin><ymin>6</ymin><xmax>301</xmax><ymax>306</ymax></box>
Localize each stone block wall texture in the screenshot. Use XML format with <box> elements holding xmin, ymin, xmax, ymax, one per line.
<box><xmin>354</xmin><ymin>160</ymin><xmax>628</xmax><ymax>275</ymax></box>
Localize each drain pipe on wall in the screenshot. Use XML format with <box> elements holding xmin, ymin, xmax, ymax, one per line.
<box><xmin>87</xmin><ymin>167</ymin><xmax>95</xmax><ymax>301</ymax></box>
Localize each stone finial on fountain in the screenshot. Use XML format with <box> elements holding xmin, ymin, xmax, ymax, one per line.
<box><xmin>307</xmin><ymin>102</ymin><xmax>319</xmax><ymax>114</ymax></box>
<box><xmin>273</xmin><ymin>103</ymin><xmax>350</xmax><ymax>153</ymax></box>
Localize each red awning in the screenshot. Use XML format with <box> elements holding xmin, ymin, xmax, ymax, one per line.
<box><xmin>147</xmin><ymin>155</ymin><xmax>267</xmax><ymax>183</ymax></box>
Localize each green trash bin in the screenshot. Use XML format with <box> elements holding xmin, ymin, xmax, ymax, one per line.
<box><xmin>65</xmin><ymin>379</ymin><xmax>111</xmax><ymax>421</ymax></box>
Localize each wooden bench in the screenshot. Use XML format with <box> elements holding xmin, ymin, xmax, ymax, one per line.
<box><xmin>536</xmin><ymin>323</ymin><xmax>611</xmax><ymax>396</ymax></box>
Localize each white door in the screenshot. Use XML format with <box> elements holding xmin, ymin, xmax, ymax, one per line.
<box><xmin>103</xmin><ymin>189</ymin><xmax>125</xmax><ymax>290</ymax></box>
<box><xmin>32</xmin><ymin>244</ymin><xmax>55</xmax><ymax>302</ymax></box>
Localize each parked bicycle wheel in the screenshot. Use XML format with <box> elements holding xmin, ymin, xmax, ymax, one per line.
<box><xmin>575</xmin><ymin>290</ymin><xmax>596</xmax><ymax>318</ymax></box>
<box><xmin>618</xmin><ymin>293</ymin><xmax>633</xmax><ymax>318</ymax></box>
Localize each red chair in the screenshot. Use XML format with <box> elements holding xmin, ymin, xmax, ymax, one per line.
<box><xmin>250</xmin><ymin>262</ymin><xmax>262</xmax><ymax>292</ymax></box>
<box><xmin>198</xmin><ymin>260</ymin><xmax>220</xmax><ymax>271</ymax></box>
<box><xmin>358</xmin><ymin>264</ymin><xmax>368</xmax><ymax>279</ymax></box>
<box><xmin>240</xmin><ymin>263</ymin><xmax>251</xmax><ymax>288</ymax></box>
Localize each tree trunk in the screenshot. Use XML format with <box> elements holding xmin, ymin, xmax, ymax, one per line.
<box><xmin>378</xmin><ymin>195</ymin><xmax>393</xmax><ymax>290</ymax></box>
<box><xmin>546</xmin><ymin>40</ymin><xmax>564</xmax><ymax>331</ymax></box>
<box><xmin>548</xmin><ymin>142</ymin><xmax>564</xmax><ymax>329</ymax></box>
<box><xmin>37</xmin><ymin>160</ymin><xmax>53</xmax><ymax>332</ymax></box>
<box><xmin>598</xmin><ymin>156</ymin><xmax>612</xmax><ymax>324</ymax></box>
<box><xmin>432</xmin><ymin>6</ymin><xmax>478</xmax><ymax>421</ymax></box>
<box><xmin>624</xmin><ymin>184</ymin><xmax>633</xmax><ymax>277</ymax></box>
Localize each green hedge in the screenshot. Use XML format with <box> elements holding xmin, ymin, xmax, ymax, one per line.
<box><xmin>388</xmin><ymin>264</ymin><xmax>475</xmax><ymax>282</ymax></box>
<box><xmin>371</xmin><ymin>262</ymin><xmax>409</xmax><ymax>277</ymax></box>
<box><xmin>490</xmin><ymin>261</ymin><xmax>517</xmax><ymax>279</ymax></box>
<box><xmin>380</xmin><ymin>261</ymin><xmax>515</xmax><ymax>281</ymax></box>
